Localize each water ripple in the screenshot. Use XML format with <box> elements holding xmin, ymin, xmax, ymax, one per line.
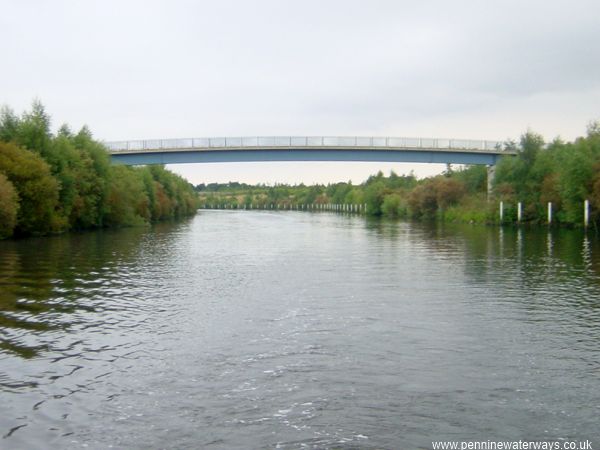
<box><xmin>0</xmin><ymin>215</ymin><xmax>599</xmax><ymax>448</ymax></box>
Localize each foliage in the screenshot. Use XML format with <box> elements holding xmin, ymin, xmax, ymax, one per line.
<box><xmin>0</xmin><ymin>141</ymin><xmax>61</xmax><ymax>235</ymax></box>
<box><xmin>0</xmin><ymin>101</ymin><xmax>199</xmax><ymax>239</ymax></box>
<box><xmin>364</xmin><ymin>181</ymin><xmax>388</xmax><ymax>216</ymax></box>
<box><xmin>493</xmin><ymin>125</ymin><xmax>600</xmax><ymax>226</ymax></box>
<box><xmin>148</xmin><ymin>120</ymin><xmax>600</xmax><ymax>229</ymax></box>
<box><xmin>381</xmin><ymin>193</ymin><xmax>405</xmax><ymax>218</ymax></box>
<box><xmin>0</xmin><ymin>172</ymin><xmax>19</xmax><ymax>238</ymax></box>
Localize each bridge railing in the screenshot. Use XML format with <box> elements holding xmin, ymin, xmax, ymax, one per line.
<box><xmin>105</xmin><ymin>136</ymin><xmax>504</xmax><ymax>153</ymax></box>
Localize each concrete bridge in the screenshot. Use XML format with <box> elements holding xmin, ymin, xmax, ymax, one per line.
<box><xmin>106</xmin><ymin>136</ymin><xmax>516</xmax><ymax>192</ymax></box>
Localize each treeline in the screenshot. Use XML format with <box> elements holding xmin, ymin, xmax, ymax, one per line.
<box><xmin>196</xmin><ymin>181</ymin><xmax>258</xmax><ymax>192</ymax></box>
<box><xmin>493</xmin><ymin>126</ymin><xmax>600</xmax><ymax>225</ymax></box>
<box><xmin>198</xmin><ymin>123</ymin><xmax>600</xmax><ymax>228</ymax></box>
<box><xmin>0</xmin><ymin>102</ymin><xmax>199</xmax><ymax>239</ymax></box>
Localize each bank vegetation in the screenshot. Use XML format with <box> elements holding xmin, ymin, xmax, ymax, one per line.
<box><xmin>0</xmin><ymin>102</ymin><xmax>199</xmax><ymax>239</ymax></box>
<box><xmin>197</xmin><ymin>123</ymin><xmax>600</xmax><ymax>229</ymax></box>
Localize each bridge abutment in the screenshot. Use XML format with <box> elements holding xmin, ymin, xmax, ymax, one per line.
<box><xmin>487</xmin><ymin>164</ymin><xmax>496</xmax><ymax>198</ymax></box>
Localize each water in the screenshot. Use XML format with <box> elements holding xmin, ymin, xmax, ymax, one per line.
<box><xmin>1</xmin><ymin>211</ymin><xmax>599</xmax><ymax>449</ymax></box>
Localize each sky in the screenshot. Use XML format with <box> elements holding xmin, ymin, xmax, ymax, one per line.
<box><xmin>1</xmin><ymin>0</ymin><xmax>599</xmax><ymax>185</ymax></box>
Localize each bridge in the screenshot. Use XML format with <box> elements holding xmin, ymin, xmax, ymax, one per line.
<box><xmin>105</xmin><ymin>136</ymin><xmax>515</xmax><ymax>165</ymax></box>
<box><xmin>106</xmin><ymin>136</ymin><xmax>516</xmax><ymax>192</ymax></box>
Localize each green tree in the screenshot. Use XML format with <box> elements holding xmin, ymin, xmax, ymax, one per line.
<box><xmin>452</xmin><ymin>165</ymin><xmax>487</xmax><ymax>193</ymax></box>
<box><xmin>364</xmin><ymin>181</ymin><xmax>388</xmax><ymax>215</ymax></box>
<box><xmin>0</xmin><ymin>172</ymin><xmax>19</xmax><ymax>238</ymax></box>
<box><xmin>15</xmin><ymin>99</ymin><xmax>52</xmax><ymax>155</ymax></box>
<box><xmin>103</xmin><ymin>166</ymin><xmax>149</xmax><ymax>227</ymax></box>
<box><xmin>381</xmin><ymin>193</ymin><xmax>402</xmax><ymax>218</ymax></box>
<box><xmin>555</xmin><ymin>140</ymin><xmax>595</xmax><ymax>223</ymax></box>
<box><xmin>408</xmin><ymin>182</ymin><xmax>438</xmax><ymax>219</ymax></box>
<box><xmin>0</xmin><ymin>106</ymin><xmax>20</xmax><ymax>142</ymax></box>
<box><xmin>0</xmin><ymin>141</ymin><xmax>60</xmax><ymax>235</ymax></box>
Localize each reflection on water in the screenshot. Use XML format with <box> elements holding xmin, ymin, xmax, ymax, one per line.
<box><xmin>0</xmin><ymin>225</ymin><xmax>163</xmax><ymax>358</ymax></box>
<box><xmin>1</xmin><ymin>213</ymin><xmax>599</xmax><ymax>449</ymax></box>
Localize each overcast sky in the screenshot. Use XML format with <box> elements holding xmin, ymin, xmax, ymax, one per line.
<box><xmin>2</xmin><ymin>0</ymin><xmax>599</xmax><ymax>184</ymax></box>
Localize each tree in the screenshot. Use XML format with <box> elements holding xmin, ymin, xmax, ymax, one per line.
<box><xmin>0</xmin><ymin>102</ymin><xmax>199</xmax><ymax>235</ymax></box>
<box><xmin>452</xmin><ymin>165</ymin><xmax>487</xmax><ymax>193</ymax></box>
<box><xmin>435</xmin><ymin>177</ymin><xmax>466</xmax><ymax>210</ymax></box>
<box><xmin>407</xmin><ymin>177</ymin><xmax>466</xmax><ymax>219</ymax></box>
<box><xmin>364</xmin><ymin>180</ymin><xmax>388</xmax><ymax>215</ymax></box>
<box><xmin>0</xmin><ymin>106</ymin><xmax>20</xmax><ymax>142</ymax></box>
<box><xmin>381</xmin><ymin>193</ymin><xmax>402</xmax><ymax>218</ymax></box>
<box><xmin>103</xmin><ymin>166</ymin><xmax>149</xmax><ymax>227</ymax></box>
<box><xmin>408</xmin><ymin>182</ymin><xmax>438</xmax><ymax>219</ymax></box>
<box><xmin>0</xmin><ymin>141</ymin><xmax>60</xmax><ymax>235</ymax></box>
<box><xmin>587</xmin><ymin>120</ymin><xmax>600</xmax><ymax>138</ymax></box>
<box><xmin>519</xmin><ymin>130</ymin><xmax>544</xmax><ymax>168</ymax></box>
<box><xmin>0</xmin><ymin>172</ymin><xmax>19</xmax><ymax>238</ymax></box>
<box><xmin>555</xmin><ymin>140</ymin><xmax>595</xmax><ymax>223</ymax></box>
<box><xmin>15</xmin><ymin>99</ymin><xmax>52</xmax><ymax>155</ymax></box>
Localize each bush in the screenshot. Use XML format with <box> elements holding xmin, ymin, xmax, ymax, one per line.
<box><xmin>0</xmin><ymin>141</ymin><xmax>60</xmax><ymax>235</ymax></box>
<box><xmin>0</xmin><ymin>172</ymin><xmax>19</xmax><ymax>238</ymax></box>
<box><xmin>381</xmin><ymin>193</ymin><xmax>406</xmax><ymax>218</ymax></box>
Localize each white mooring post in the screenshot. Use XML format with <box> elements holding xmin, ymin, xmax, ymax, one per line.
<box><xmin>584</xmin><ymin>199</ymin><xmax>590</xmax><ymax>228</ymax></box>
<box><xmin>499</xmin><ymin>201</ymin><xmax>504</xmax><ymax>223</ymax></box>
<box><xmin>547</xmin><ymin>202</ymin><xmax>552</xmax><ymax>224</ymax></box>
<box><xmin>517</xmin><ymin>202</ymin><xmax>522</xmax><ymax>223</ymax></box>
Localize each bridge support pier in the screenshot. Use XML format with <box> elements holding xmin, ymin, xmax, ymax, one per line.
<box><xmin>487</xmin><ymin>164</ymin><xmax>496</xmax><ymax>199</ymax></box>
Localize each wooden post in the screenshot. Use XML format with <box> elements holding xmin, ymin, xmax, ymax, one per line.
<box><xmin>547</xmin><ymin>202</ymin><xmax>552</xmax><ymax>224</ymax></box>
<box><xmin>517</xmin><ymin>202</ymin><xmax>522</xmax><ymax>223</ymax></box>
<box><xmin>584</xmin><ymin>199</ymin><xmax>589</xmax><ymax>228</ymax></box>
<box><xmin>499</xmin><ymin>201</ymin><xmax>504</xmax><ymax>223</ymax></box>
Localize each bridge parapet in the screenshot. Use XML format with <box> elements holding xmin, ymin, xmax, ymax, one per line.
<box><xmin>105</xmin><ymin>136</ymin><xmax>513</xmax><ymax>154</ymax></box>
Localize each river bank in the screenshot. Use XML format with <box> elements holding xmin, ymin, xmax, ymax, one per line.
<box><xmin>0</xmin><ymin>102</ymin><xmax>199</xmax><ymax>239</ymax></box>
<box><xmin>195</xmin><ymin>125</ymin><xmax>600</xmax><ymax>230</ymax></box>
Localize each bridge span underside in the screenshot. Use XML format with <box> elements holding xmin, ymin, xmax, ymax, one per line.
<box><xmin>110</xmin><ymin>148</ymin><xmax>501</xmax><ymax>166</ymax></box>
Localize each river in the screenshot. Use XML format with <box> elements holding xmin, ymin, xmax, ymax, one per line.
<box><xmin>1</xmin><ymin>211</ymin><xmax>599</xmax><ymax>449</ymax></box>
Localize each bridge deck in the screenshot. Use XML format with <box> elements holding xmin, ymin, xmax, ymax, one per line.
<box><xmin>106</xmin><ymin>136</ymin><xmax>513</xmax><ymax>154</ymax></box>
<box><xmin>105</xmin><ymin>136</ymin><xmax>515</xmax><ymax>166</ymax></box>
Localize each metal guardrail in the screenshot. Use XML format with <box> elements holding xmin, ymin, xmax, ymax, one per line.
<box><xmin>105</xmin><ymin>136</ymin><xmax>507</xmax><ymax>153</ymax></box>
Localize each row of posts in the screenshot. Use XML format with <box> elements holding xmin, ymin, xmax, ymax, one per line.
<box><xmin>499</xmin><ymin>200</ymin><xmax>591</xmax><ymax>227</ymax></box>
<box><xmin>202</xmin><ymin>203</ymin><xmax>368</xmax><ymax>213</ymax></box>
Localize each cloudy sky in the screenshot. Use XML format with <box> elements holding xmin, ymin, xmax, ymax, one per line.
<box><xmin>2</xmin><ymin>0</ymin><xmax>599</xmax><ymax>184</ymax></box>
